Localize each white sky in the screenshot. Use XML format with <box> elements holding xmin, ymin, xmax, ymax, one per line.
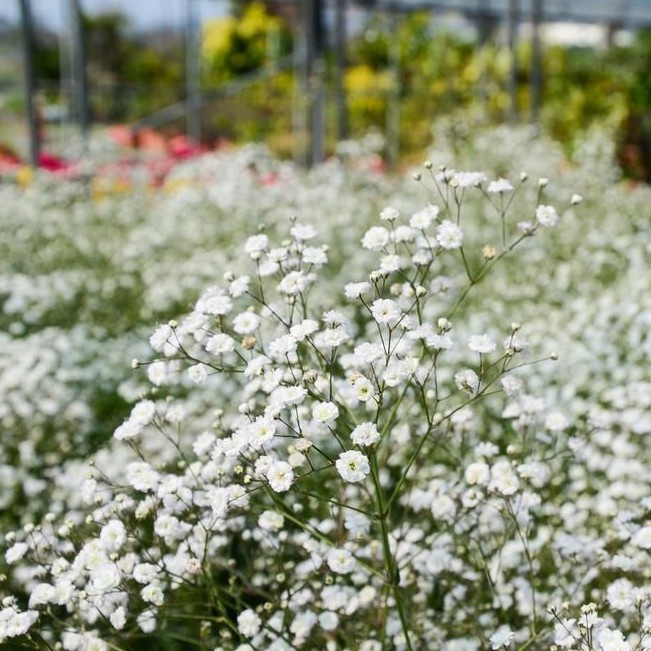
<box><xmin>0</xmin><ymin>0</ymin><xmax>229</xmax><ymax>32</ymax></box>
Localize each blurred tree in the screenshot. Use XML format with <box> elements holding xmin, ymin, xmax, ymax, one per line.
<box><xmin>202</xmin><ymin>2</ymin><xmax>291</xmax><ymax>86</ymax></box>
<box><xmin>82</xmin><ymin>12</ymin><xmax>182</xmax><ymax>121</ymax></box>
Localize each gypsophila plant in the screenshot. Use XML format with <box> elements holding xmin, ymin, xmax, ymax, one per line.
<box><xmin>3</xmin><ymin>152</ymin><xmax>651</xmax><ymax>651</ymax></box>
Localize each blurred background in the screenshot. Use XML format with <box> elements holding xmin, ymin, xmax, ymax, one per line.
<box><xmin>3</xmin><ymin>0</ymin><xmax>651</xmax><ymax>177</ymax></box>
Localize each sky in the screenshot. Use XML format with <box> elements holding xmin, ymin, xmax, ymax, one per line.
<box><xmin>0</xmin><ymin>0</ymin><xmax>229</xmax><ymax>32</ymax></box>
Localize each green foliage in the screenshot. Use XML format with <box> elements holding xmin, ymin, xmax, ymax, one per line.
<box><xmin>202</xmin><ymin>2</ymin><xmax>292</xmax><ymax>85</ymax></box>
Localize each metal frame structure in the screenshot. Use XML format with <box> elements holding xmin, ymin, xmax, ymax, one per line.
<box><xmin>16</xmin><ymin>0</ymin><xmax>651</xmax><ymax>168</ymax></box>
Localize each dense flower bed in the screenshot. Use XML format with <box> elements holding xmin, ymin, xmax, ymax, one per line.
<box><xmin>1</xmin><ymin>128</ymin><xmax>651</xmax><ymax>650</ymax></box>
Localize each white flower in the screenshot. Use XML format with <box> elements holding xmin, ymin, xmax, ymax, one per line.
<box><xmin>518</xmin><ymin>220</ymin><xmax>535</xmax><ymax>235</ymax></box>
<box><xmin>597</xmin><ymin>628</ymin><xmax>631</xmax><ymax>651</ymax></box>
<box><xmin>326</xmin><ymin>548</ymin><xmax>357</xmax><ymax>574</ymax></box>
<box><xmin>137</xmin><ymin>608</ymin><xmax>157</xmax><ymax>633</ymax></box>
<box><xmin>379</xmin><ymin>254</ymin><xmax>406</xmax><ymax>273</ymax></box>
<box><xmin>244</xmin><ymin>355</ymin><xmax>271</xmax><ymax>378</ymax></box>
<box><xmin>238</xmin><ymin>609</ymin><xmax>262</xmax><ymax>637</ymax></box>
<box><xmin>487</xmin><ymin>178</ymin><xmax>514</xmax><ymax>193</ymax></box>
<box><xmin>392</xmin><ymin>225</ymin><xmax>416</xmax><ymax>242</ymax></box>
<box><xmin>319</xmin><ymin>611</ymin><xmax>339</xmax><ymax>632</ymax></box>
<box><xmin>290</xmin><ymin>318</ymin><xmax>319</xmax><ymax>340</ymax></box>
<box><xmin>350</xmin><ymin>422</ymin><xmax>381</xmax><ymax>446</ymax></box>
<box><xmin>535</xmin><ymin>204</ymin><xmax>559</xmax><ymax>227</ymax></box>
<box><xmin>269</xmin><ymin>247</ymin><xmax>288</xmax><ymax>263</ymax></box>
<box><xmin>312</xmin><ymin>401</ymin><xmax>339</xmax><ymax>424</ymax></box>
<box><xmin>545</xmin><ymin>412</ymin><xmax>569</xmax><ymax>431</ymax></box>
<box><xmin>336</xmin><ymin>450</ymin><xmax>370</xmax><ymax>483</ymax></box>
<box><xmin>28</xmin><ymin>583</ymin><xmax>56</xmax><ymax>608</ymax></box>
<box><xmin>468</xmin><ymin>334</ymin><xmax>496</xmax><ymax>354</ymax></box>
<box><xmin>501</xmin><ymin>374</ymin><xmax>523</xmax><ymax>398</ymax></box>
<box><xmin>110</xmin><ymin>606</ymin><xmax>126</xmax><ymax>630</ymax></box>
<box><xmin>114</xmin><ymin>400</ymin><xmax>156</xmax><ymax>441</ymax></box>
<box><xmin>147</xmin><ymin>360</ymin><xmax>168</xmax><ymax>386</ymax></box>
<box><xmin>244</xmin><ymin>234</ymin><xmax>268</xmax><ymax>259</ymax></box>
<box><xmin>141</xmin><ymin>582</ymin><xmax>165</xmax><ymax>607</ymax></box>
<box><xmin>290</xmin><ymin>610</ymin><xmax>318</xmax><ymax>639</ymax></box>
<box><xmin>410</xmin><ymin>204</ymin><xmax>439</xmax><ymax>229</ymax></box>
<box><xmin>316</xmin><ymin>327</ymin><xmax>350</xmax><ymax>349</ymax></box>
<box><xmin>453</xmin><ymin>171</ymin><xmax>487</xmax><ymax>187</ymax></box>
<box><xmin>344</xmin><ymin>281</ymin><xmax>372</xmax><ymax>299</ymax></box>
<box><xmin>490</xmin><ymin>460</ymin><xmax>520</xmax><ymax>496</ymax></box>
<box><xmin>268</xmin><ymin>334</ymin><xmax>297</xmax><ymax>360</ymax></box>
<box><xmin>436</xmin><ymin>220</ymin><xmax>463</xmax><ymax>249</ymax></box>
<box><xmin>130</xmin><ymin>400</ymin><xmax>156</xmax><ymax>426</ymax></box>
<box><xmin>350</xmin><ymin>374</ymin><xmax>375</xmax><ymax>402</ymax></box>
<box><xmin>267</xmin><ymin>461</ymin><xmax>295</xmax><ymax>492</ymax></box>
<box><xmin>207</xmin><ymin>332</ymin><xmax>236</xmax><ymax>353</ymax></box>
<box><xmin>149</xmin><ymin>324</ymin><xmax>173</xmax><ymax>352</ymax></box>
<box><xmin>233</xmin><ymin>312</ymin><xmax>260</xmax><ymax>335</ymax></box>
<box><xmin>278</xmin><ymin>271</ymin><xmax>310</xmax><ymax>295</ymax></box>
<box><xmin>303</xmin><ymin>246</ymin><xmax>328</xmax><ymax>266</ymax></box>
<box><xmin>258</xmin><ymin>511</ymin><xmax>284</xmax><ymax>531</ymax></box>
<box><xmin>489</xmin><ymin>625</ymin><xmax>514</xmax><ymax>649</ymax></box>
<box><xmin>187</xmin><ymin>363</ymin><xmax>208</xmax><ymax>384</ymax></box>
<box><xmin>426</xmin><ymin>333</ymin><xmax>454</xmax><ymax>350</ymax></box>
<box><xmin>380</xmin><ymin>206</ymin><xmax>400</xmax><ymax>221</ymax></box>
<box><xmin>127</xmin><ymin>462</ymin><xmax>160</xmax><ymax>492</ymax></box>
<box><xmin>631</xmin><ymin>525</ymin><xmax>651</xmax><ymax>549</ymax></box>
<box><xmin>370</xmin><ymin>298</ymin><xmax>401</xmax><ymax>326</ymax></box>
<box><xmin>229</xmin><ymin>275</ymin><xmax>250</xmax><ymax>297</ymax></box>
<box><xmin>247</xmin><ymin>416</ymin><xmax>277</xmax><ymax>449</ymax></box>
<box><xmin>196</xmin><ymin>286</ymin><xmax>233</xmax><ymax>316</ymax></box>
<box><xmin>90</xmin><ymin>562</ymin><xmax>121</xmax><ymax>592</ymax></box>
<box><xmin>133</xmin><ymin>563</ymin><xmax>160</xmax><ymax>584</ymax></box>
<box><xmin>455</xmin><ymin>369</ymin><xmax>479</xmax><ymax>394</ymax></box>
<box><xmin>99</xmin><ymin>520</ymin><xmax>126</xmax><ymax>553</ymax></box>
<box><xmin>5</xmin><ymin>542</ymin><xmax>28</xmax><ymax>565</ymax></box>
<box><xmin>464</xmin><ymin>462</ymin><xmax>490</xmax><ymax>486</ymax></box>
<box><xmin>554</xmin><ymin>618</ymin><xmax>579</xmax><ymax>648</ymax></box>
<box><xmin>607</xmin><ymin>578</ymin><xmax>635</xmax><ymax>611</ymax></box>
<box><xmin>361</xmin><ymin>226</ymin><xmax>390</xmax><ymax>250</ymax></box>
<box><xmin>291</xmin><ymin>223</ymin><xmax>317</xmax><ymax>240</ymax></box>
<box><xmin>270</xmin><ymin>385</ymin><xmax>307</xmax><ymax>408</ymax></box>
<box><xmin>354</xmin><ymin>342</ymin><xmax>385</xmax><ymax>365</ymax></box>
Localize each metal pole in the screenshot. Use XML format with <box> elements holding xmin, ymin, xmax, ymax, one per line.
<box><xmin>293</xmin><ymin>2</ymin><xmax>308</xmax><ymax>166</ymax></box>
<box><xmin>334</xmin><ymin>0</ymin><xmax>348</xmax><ymax>142</ymax></box>
<box><xmin>18</xmin><ymin>0</ymin><xmax>39</xmax><ymax>168</ymax></box>
<box><xmin>186</xmin><ymin>0</ymin><xmax>201</xmax><ymax>144</ymax></box>
<box><xmin>530</xmin><ymin>0</ymin><xmax>543</xmax><ymax>126</ymax></box>
<box><xmin>506</xmin><ymin>0</ymin><xmax>519</xmax><ymax>124</ymax></box>
<box><xmin>387</xmin><ymin>6</ymin><xmax>401</xmax><ymax>170</ymax></box>
<box><xmin>304</xmin><ymin>0</ymin><xmax>326</xmax><ymax>166</ymax></box>
<box><xmin>68</xmin><ymin>0</ymin><xmax>90</xmax><ymax>142</ymax></box>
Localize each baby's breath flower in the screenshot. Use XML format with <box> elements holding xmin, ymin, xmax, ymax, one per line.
<box><xmin>266</xmin><ymin>461</ymin><xmax>295</xmax><ymax>492</ymax></box>
<box><xmin>487</xmin><ymin>178</ymin><xmax>514</xmax><ymax>193</ymax></box>
<box><xmin>436</xmin><ymin>220</ymin><xmax>463</xmax><ymax>249</ymax></box>
<box><xmin>380</xmin><ymin>206</ymin><xmax>400</xmax><ymax>221</ymax></box>
<box><xmin>535</xmin><ymin>204</ymin><xmax>559</xmax><ymax>227</ymax></box>
<box><xmin>335</xmin><ymin>450</ymin><xmax>370</xmax><ymax>483</ymax></box>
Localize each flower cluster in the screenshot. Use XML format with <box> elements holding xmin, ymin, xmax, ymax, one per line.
<box><xmin>2</xmin><ymin>125</ymin><xmax>651</xmax><ymax>649</ymax></box>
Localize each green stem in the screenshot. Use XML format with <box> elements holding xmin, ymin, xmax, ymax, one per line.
<box><xmin>369</xmin><ymin>453</ymin><xmax>415</xmax><ymax>651</ymax></box>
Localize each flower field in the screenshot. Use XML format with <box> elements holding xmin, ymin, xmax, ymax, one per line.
<box><xmin>1</xmin><ymin>125</ymin><xmax>651</xmax><ymax>650</ymax></box>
